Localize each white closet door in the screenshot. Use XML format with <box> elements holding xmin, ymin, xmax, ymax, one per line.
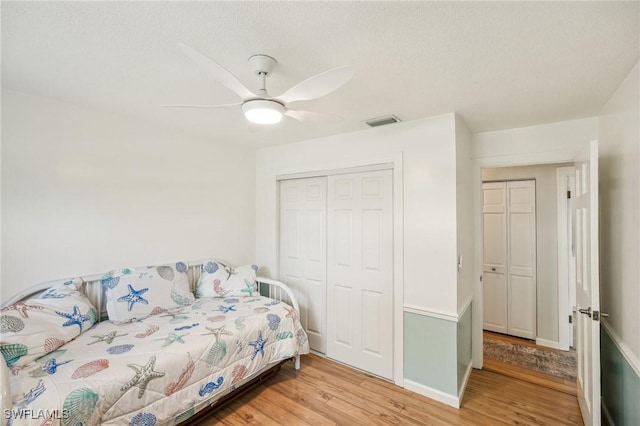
<box><xmin>326</xmin><ymin>170</ymin><xmax>393</xmax><ymax>379</ymax></box>
<box><xmin>279</xmin><ymin>177</ymin><xmax>327</xmax><ymax>353</ymax></box>
<box><xmin>482</xmin><ymin>182</ymin><xmax>508</xmax><ymax>333</ymax></box>
<box><xmin>507</xmin><ymin>180</ymin><xmax>536</xmax><ymax>339</ymax></box>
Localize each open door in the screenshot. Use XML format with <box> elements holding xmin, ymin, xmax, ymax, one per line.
<box><xmin>575</xmin><ymin>140</ymin><xmax>600</xmax><ymax>426</ymax></box>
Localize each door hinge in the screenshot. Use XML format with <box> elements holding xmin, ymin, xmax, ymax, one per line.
<box><xmin>567</xmin><ymin>190</ymin><xmax>571</xmax><ymax>199</ymax></box>
<box><xmin>569</xmin><ymin>315</ymin><xmax>572</xmax><ymax>324</ymax></box>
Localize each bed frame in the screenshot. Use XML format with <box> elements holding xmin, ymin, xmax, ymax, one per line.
<box><xmin>1</xmin><ymin>259</ymin><xmax>303</xmax><ymax>423</ymax></box>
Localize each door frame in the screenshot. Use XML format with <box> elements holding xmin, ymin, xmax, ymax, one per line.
<box><xmin>472</xmin><ymin>149</ymin><xmax>581</xmax><ymax>368</ymax></box>
<box><xmin>556</xmin><ymin>166</ymin><xmax>577</xmax><ymax>351</ymax></box>
<box><xmin>275</xmin><ymin>154</ymin><xmax>404</xmax><ymax>385</ymax></box>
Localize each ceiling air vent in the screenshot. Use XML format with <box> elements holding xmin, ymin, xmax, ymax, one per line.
<box><xmin>365</xmin><ymin>115</ymin><xmax>401</xmax><ymax>127</ymax></box>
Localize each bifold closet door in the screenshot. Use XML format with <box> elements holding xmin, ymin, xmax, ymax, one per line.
<box><xmin>326</xmin><ymin>170</ymin><xmax>393</xmax><ymax>380</ymax></box>
<box><xmin>482</xmin><ymin>182</ymin><xmax>508</xmax><ymax>334</ymax></box>
<box><xmin>506</xmin><ymin>180</ymin><xmax>536</xmax><ymax>339</ymax></box>
<box><xmin>279</xmin><ymin>177</ymin><xmax>328</xmax><ymax>353</ymax></box>
<box><xmin>482</xmin><ymin>180</ymin><xmax>536</xmax><ymax>340</ymax></box>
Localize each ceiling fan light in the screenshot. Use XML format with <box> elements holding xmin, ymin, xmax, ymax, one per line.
<box><xmin>242</xmin><ymin>100</ymin><xmax>284</xmax><ymax>125</ymax></box>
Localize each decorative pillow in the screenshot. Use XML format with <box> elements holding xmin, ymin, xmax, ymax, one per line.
<box><xmin>0</xmin><ymin>279</ymin><xmax>97</xmax><ymax>367</ymax></box>
<box><xmin>102</xmin><ymin>262</ymin><xmax>194</xmax><ymax>324</ymax></box>
<box><xmin>195</xmin><ymin>260</ymin><xmax>259</xmax><ymax>298</ymax></box>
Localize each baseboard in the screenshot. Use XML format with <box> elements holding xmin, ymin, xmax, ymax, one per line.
<box><xmin>535</xmin><ymin>338</ymin><xmax>566</xmax><ymax>351</ymax></box>
<box><xmin>602</xmin><ymin>397</ymin><xmax>615</xmax><ymax>426</ymax></box>
<box><xmin>458</xmin><ymin>362</ymin><xmax>473</xmax><ymax>403</ymax></box>
<box><xmin>403</xmin><ymin>379</ymin><xmax>459</xmax><ymax>409</ymax></box>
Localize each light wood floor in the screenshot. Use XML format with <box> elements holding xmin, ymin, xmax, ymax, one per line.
<box><xmin>200</xmin><ymin>353</ymin><xmax>583</xmax><ymax>425</ymax></box>
<box><xmin>483</xmin><ymin>331</ymin><xmax>578</xmax><ymax>396</ymax></box>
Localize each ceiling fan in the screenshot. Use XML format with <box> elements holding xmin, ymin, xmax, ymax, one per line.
<box><xmin>164</xmin><ymin>43</ymin><xmax>354</xmax><ymax>126</ymax></box>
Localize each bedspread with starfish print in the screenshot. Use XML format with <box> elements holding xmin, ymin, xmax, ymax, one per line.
<box><xmin>7</xmin><ymin>296</ymin><xmax>309</xmax><ymax>426</ymax></box>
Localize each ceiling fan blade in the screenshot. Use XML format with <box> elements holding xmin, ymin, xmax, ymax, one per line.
<box><xmin>178</xmin><ymin>43</ymin><xmax>256</xmax><ymax>100</ymax></box>
<box><xmin>285</xmin><ymin>109</ymin><xmax>343</xmax><ymax>123</ymax></box>
<box><xmin>278</xmin><ymin>66</ymin><xmax>354</xmax><ymax>104</ymax></box>
<box><xmin>161</xmin><ymin>102</ymin><xmax>241</xmax><ymax>109</ymax></box>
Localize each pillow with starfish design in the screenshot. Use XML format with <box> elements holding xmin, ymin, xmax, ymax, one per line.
<box><xmin>0</xmin><ymin>278</ymin><xmax>98</xmax><ymax>367</ymax></box>
<box><xmin>194</xmin><ymin>260</ymin><xmax>259</xmax><ymax>298</ymax></box>
<box><xmin>101</xmin><ymin>262</ymin><xmax>195</xmax><ymax>324</ymax></box>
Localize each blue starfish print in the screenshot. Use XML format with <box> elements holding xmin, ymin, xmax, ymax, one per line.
<box><xmin>55</xmin><ymin>305</ymin><xmax>91</xmax><ymax>332</ymax></box>
<box><xmin>248</xmin><ymin>331</ymin><xmax>267</xmax><ymax>361</ymax></box>
<box><xmin>217</xmin><ymin>305</ymin><xmax>236</xmax><ymax>314</ymax></box>
<box><xmin>117</xmin><ymin>284</ymin><xmax>149</xmax><ymax>311</ymax></box>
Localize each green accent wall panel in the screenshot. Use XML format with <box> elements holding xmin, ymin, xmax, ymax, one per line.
<box><xmin>457</xmin><ymin>303</ymin><xmax>472</xmax><ymax>392</ymax></box>
<box><xmin>404</xmin><ymin>312</ymin><xmax>457</xmax><ymax>396</ymax></box>
<box><xmin>601</xmin><ymin>325</ymin><xmax>640</xmax><ymax>425</ymax></box>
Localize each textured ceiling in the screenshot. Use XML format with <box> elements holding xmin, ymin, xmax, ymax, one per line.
<box><xmin>2</xmin><ymin>2</ymin><xmax>638</xmax><ymax>147</ymax></box>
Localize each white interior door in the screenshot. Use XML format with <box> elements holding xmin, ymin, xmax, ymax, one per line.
<box><xmin>482</xmin><ymin>182</ymin><xmax>508</xmax><ymax>333</ymax></box>
<box><xmin>327</xmin><ymin>170</ymin><xmax>393</xmax><ymax>379</ymax></box>
<box><xmin>506</xmin><ymin>180</ymin><xmax>537</xmax><ymax>339</ymax></box>
<box><xmin>279</xmin><ymin>177</ymin><xmax>327</xmax><ymax>353</ymax></box>
<box><xmin>575</xmin><ymin>140</ymin><xmax>600</xmax><ymax>426</ymax></box>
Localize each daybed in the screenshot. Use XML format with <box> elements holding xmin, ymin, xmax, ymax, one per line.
<box><xmin>0</xmin><ymin>259</ymin><xmax>309</xmax><ymax>425</ymax></box>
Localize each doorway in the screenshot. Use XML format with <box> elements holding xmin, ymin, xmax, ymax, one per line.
<box><xmin>480</xmin><ymin>163</ymin><xmax>577</xmax><ymax>386</ymax></box>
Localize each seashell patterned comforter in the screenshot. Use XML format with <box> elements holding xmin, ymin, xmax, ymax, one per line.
<box><xmin>6</xmin><ymin>296</ymin><xmax>309</xmax><ymax>425</ymax></box>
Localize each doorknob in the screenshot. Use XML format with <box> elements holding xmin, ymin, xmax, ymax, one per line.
<box><xmin>593</xmin><ymin>311</ymin><xmax>609</xmax><ymax>321</ymax></box>
<box><xmin>578</xmin><ymin>307</ymin><xmax>592</xmax><ymax>318</ymax></box>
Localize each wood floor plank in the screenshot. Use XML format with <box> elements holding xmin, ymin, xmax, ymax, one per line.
<box><xmin>464</xmin><ymin>387</ymin><xmax>578</xmax><ymax>426</ymax></box>
<box><xmin>468</xmin><ymin>370</ymin><xmax>579</xmax><ymax>408</ymax></box>
<box><xmin>325</xmin><ymin>395</ymin><xmax>411</xmax><ymax>426</ymax></box>
<box><xmin>260</xmin><ymin>382</ymin><xmax>337</xmax><ymax>426</ymax></box>
<box><xmin>199</xmin><ymin>353</ymin><xmax>583</xmax><ymax>426</ymax></box>
<box><xmin>483</xmin><ymin>358</ymin><xmax>577</xmax><ymax>395</ymax></box>
<box><xmin>285</xmin><ymin>364</ymin><xmax>406</xmax><ymax>415</ymax></box>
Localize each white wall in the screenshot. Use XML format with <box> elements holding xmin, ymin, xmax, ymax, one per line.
<box><xmin>256</xmin><ymin>113</ymin><xmax>459</xmax><ymax>314</ymax></box>
<box><xmin>1</xmin><ymin>89</ymin><xmax>256</xmax><ymax>302</ymax></box>
<box><xmin>482</xmin><ymin>163</ymin><xmax>573</xmax><ymax>343</ymax></box>
<box><xmin>455</xmin><ymin>115</ymin><xmax>474</xmax><ymax>312</ymax></box>
<box><xmin>473</xmin><ymin>117</ymin><xmax>598</xmax><ymax>160</ymax></box>
<box><xmin>598</xmin><ymin>61</ymin><xmax>640</xmax><ymax>359</ymax></box>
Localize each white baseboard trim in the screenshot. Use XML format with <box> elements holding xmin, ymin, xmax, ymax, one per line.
<box><xmin>403</xmin><ymin>379</ymin><xmax>460</xmax><ymax>409</ymax></box>
<box><xmin>535</xmin><ymin>338</ymin><xmax>567</xmax><ymax>351</ymax></box>
<box><xmin>458</xmin><ymin>362</ymin><xmax>473</xmax><ymax>403</ymax></box>
<box><xmin>602</xmin><ymin>319</ymin><xmax>640</xmax><ymax>378</ymax></box>
<box><xmin>601</xmin><ymin>397</ymin><xmax>615</xmax><ymax>426</ymax></box>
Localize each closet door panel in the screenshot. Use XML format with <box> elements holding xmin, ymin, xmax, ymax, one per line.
<box><xmin>483</xmin><ymin>271</ymin><xmax>508</xmax><ymax>333</ymax></box>
<box><xmin>508</xmin><ymin>275</ymin><xmax>536</xmax><ymax>338</ymax></box>
<box><xmin>327</xmin><ymin>170</ymin><xmax>393</xmax><ymax>380</ymax></box>
<box><xmin>506</xmin><ymin>180</ymin><xmax>536</xmax><ymax>339</ymax></box>
<box><xmin>482</xmin><ymin>182</ymin><xmax>508</xmax><ymax>333</ymax></box>
<box><xmin>279</xmin><ymin>177</ymin><xmax>328</xmax><ymax>353</ymax></box>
